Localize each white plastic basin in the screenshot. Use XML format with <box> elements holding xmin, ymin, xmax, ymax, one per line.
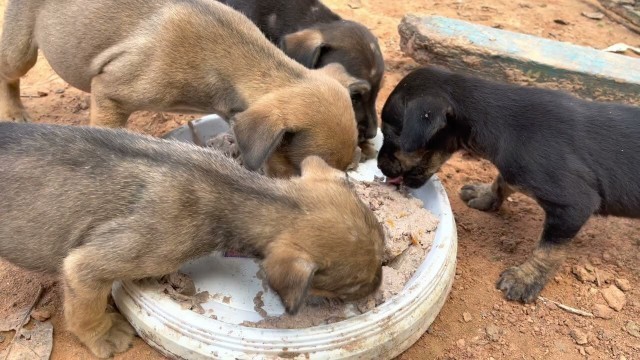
<box><xmin>112</xmin><ymin>115</ymin><xmax>457</xmax><ymax>359</ymax></box>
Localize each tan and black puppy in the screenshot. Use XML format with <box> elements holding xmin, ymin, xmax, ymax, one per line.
<box><xmin>378</xmin><ymin>66</ymin><xmax>640</xmax><ymax>303</ymax></box>
<box><xmin>0</xmin><ymin>0</ymin><xmax>359</xmax><ymax>177</ymax></box>
<box><xmin>0</xmin><ymin>122</ymin><xmax>384</xmax><ymax>358</ymax></box>
<box><xmin>220</xmin><ymin>0</ymin><xmax>385</xmax><ymax>153</ymax></box>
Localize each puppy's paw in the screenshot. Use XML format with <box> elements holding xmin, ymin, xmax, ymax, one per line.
<box><xmin>0</xmin><ymin>106</ymin><xmax>31</xmax><ymax>123</ymax></box>
<box><xmin>359</xmin><ymin>140</ymin><xmax>378</xmax><ymax>162</ymax></box>
<box><xmin>496</xmin><ymin>266</ymin><xmax>546</xmax><ymax>303</ymax></box>
<box><xmin>459</xmin><ymin>183</ymin><xmax>500</xmax><ymax>211</ymax></box>
<box><xmin>87</xmin><ymin>313</ymin><xmax>135</xmax><ymax>358</ymax></box>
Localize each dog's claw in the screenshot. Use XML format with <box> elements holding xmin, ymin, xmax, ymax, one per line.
<box><xmin>496</xmin><ymin>266</ymin><xmax>544</xmax><ymax>303</ymax></box>
<box><xmin>459</xmin><ymin>183</ymin><xmax>499</xmax><ymax>211</ymax></box>
<box><xmin>87</xmin><ymin>313</ymin><xmax>136</xmax><ymax>359</ymax></box>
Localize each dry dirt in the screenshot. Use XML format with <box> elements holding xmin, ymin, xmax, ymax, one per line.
<box><xmin>0</xmin><ymin>0</ymin><xmax>639</xmax><ymax>359</ymax></box>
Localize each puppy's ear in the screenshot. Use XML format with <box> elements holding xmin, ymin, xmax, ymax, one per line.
<box><xmin>232</xmin><ymin>109</ymin><xmax>286</xmax><ymax>171</ymax></box>
<box><xmin>348</xmin><ymin>80</ymin><xmax>371</xmax><ymax>96</ymax></box>
<box><xmin>279</xmin><ymin>29</ymin><xmax>327</xmax><ymax>68</ymax></box>
<box><xmin>316</xmin><ymin>63</ymin><xmax>371</xmax><ymax>96</ymax></box>
<box><xmin>300</xmin><ymin>155</ymin><xmax>346</xmax><ymax>180</ymax></box>
<box><xmin>262</xmin><ymin>243</ymin><xmax>317</xmax><ymax>314</ymax></box>
<box><xmin>400</xmin><ymin>97</ymin><xmax>453</xmax><ymax>153</ymax></box>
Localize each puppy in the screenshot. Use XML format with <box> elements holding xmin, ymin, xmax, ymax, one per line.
<box><xmin>0</xmin><ymin>0</ymin><xmax>359</xmax><ymax>177</ymax></box>
<box><xmin>0</xmin><ymin>122</ymin><xmax>384</xmax><ymax>358</ymax></box>
<box><xmin>378</xmin><ymin>65</ymin><xmax>640</xmax><ymax>303</ymax></box>
<box><xmin>220</xmin><ymin>0</ymin><xmax>385</xmax><ymax>148</ymax></box>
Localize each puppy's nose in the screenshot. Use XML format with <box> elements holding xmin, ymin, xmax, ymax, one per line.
<box><xmin>364</xmin><ymin>124</ymin><xmax>378</xmax><ymax>139</ymax></box>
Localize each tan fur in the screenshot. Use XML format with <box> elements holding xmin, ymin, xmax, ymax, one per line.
<box><xmin>0</xmin><ymin>123</ymin><xmax>384</xmax><ymax>358</ymax></box>
<box><xmin>460</xmin><ymin>174</ymin><xmax>515</xmax><ymax>212</ymax></box>
<box><xmin>0</xmin><ymin>0</ymin><xmax>358</xmax><ymax>177</ymax></box>
<box><xmin>497</xmin><ymin>245</ymin><xmax>567</xmax><ymax>303</ymax></box>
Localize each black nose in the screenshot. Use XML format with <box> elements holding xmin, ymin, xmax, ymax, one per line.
<box><xmin>364</xmin><ymin>124</ymin><xmax>378</xmax><ymax>139</ymax></box>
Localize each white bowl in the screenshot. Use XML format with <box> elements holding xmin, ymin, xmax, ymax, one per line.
<box><xmin>112</xmin><ymin>115</ymin><xmax>457</xmax><ymax>359</ymax></box>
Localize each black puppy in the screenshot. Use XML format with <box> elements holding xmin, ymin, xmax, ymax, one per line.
<box><xmin>220</xmin><ymin>0</ymin><xmax>385</xmax><ymax>147</ymax></box>
<box><xmin>378</xmin><ymin>65</ymin><xmax>640</xmax><ymax>302</ymax></box>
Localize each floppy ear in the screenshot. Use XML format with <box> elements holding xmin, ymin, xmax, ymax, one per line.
<box><xmin>231</xmin><ymin>109</ymin><xmax>286</xmax><ymax>171</ymax></box>
<box><xmin>262</xmin><ymin>243</ymin><xmax>317</xmax><ymax>314</ymax></box>
<box><xmin>400</xmin><ymin>98</ymin><xmax>452</xmax><ymax>153</ymax></box>
<box><xmin>279</xmin><ymin>29</ymin><xmax>327</xmax><ymax>68</ymax></box>
<box><xmin>300</xmin><ymin>155</ymin><xmax>346</xmax><ymax>180</ymax></box>
<box><xmin>316</xmin><ymin>63</ymin><xmax>371</xmax><ymax>96</ymax></box>
<box><xmin>348</xmin><ymin>80</ymin><xmax>371</xmax><ymax>97</ymax></box>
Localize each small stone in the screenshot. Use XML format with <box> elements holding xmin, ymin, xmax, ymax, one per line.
<box><xmin>456</xmin><ymin>339</ymin><xmax>466</xmax><ymax>348</ymax></box>
<box><xmin>615</xmin><ymin>279</ymin><xmax>631</xmax><ymax>291</ymax></box>
<box><xmin>581</xmin><ymin>11</ymin><xmax>605</xmax><ymax>20</ymax></box>
<box><xmin>79</xmin><ymin>100</ymin><xmax>89</xmax><ymax>110</ymax></box>
<box><xmin>30</xmin><ymin>309</ymin><xmax>51</xmax><ymax>322</ymax></box>
<box><xmin>585</xmin><ymin>346</ymin><xmax>595</xmax><ymax>355</ymax></box>
<box><xmin>573</xmin><ymin>265</ymin><xmax>596</xmax><ymax>283</ymax></box>
<box><xmin>554</xmin><ymin>275</ymin><xmax>562</xmax><ymax>283</ymax></box>
<box><xmin>0</xmin><ymin>334</ymin><xmax>5</xmax><ymax>342</ymax></box>
<box><xmin>463</xmin><ymin>312</ymin><xmax>473</xmax><ymax>322</ymax></box>
<box><xmin>54</xmin><ymin>88</ymin><xmax>65</xmax><ymax>94</ymax></box>
<box><xmin>602</xmin><ymin>285</ymin><xmax>626</xmax><ymax>311</ymax></box>
<box><xmin>37</xmin><ymin>91</ymin><xmax>48</xmax><ymax>97</ymax></box>
<box><xmin>598</xmin><ymin>269</ymin><xmax>614</xmax><ymax>284</ymax></box>
<box><xmin>570</xmin><ymin>328</ymin><xmax>589</xmax><ymax>345</ymax></box>
<box><xmin>578</xmin><ymin>346</ymin><xmax>586</xmax><ymax>355</ymax></box>
<box><xmin>620</xmin><ymin>356</ymin><xmax>627</xmax><ymax>360</ymax></box>
<box><xmin>585</xmin><ymin>264</ymin><xmax>595</xmax><ymax>272</ymax></box>
<box><xmin>593</xmin><ymin>304</ymin><xmax>614</xmax><ymax>319</ymax></box>
<box><xmin>486</xmin><ymin>324</ymin><xmax>502</xmax><ymax>342</ymax></box>
<box><xmin>625</xmin><ymin>321</ymin><xmax>640</xmax><ymax>338</ymax></box>
<box><xmin>347</xmin><ymin>0</ymin><xmax>362</xmax><ymax>9</ymax></box>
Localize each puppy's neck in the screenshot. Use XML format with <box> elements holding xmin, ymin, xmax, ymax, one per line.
<box><xmin>191</xmin><ymin>173</ymin><xmax>304</xmax><ymax>257</ymax></box>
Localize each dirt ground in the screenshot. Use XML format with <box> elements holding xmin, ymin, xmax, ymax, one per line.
<box><xmin>0</xmin><ymin>0</ymin><xmax>639</xmax><ymax>359</ymax></box>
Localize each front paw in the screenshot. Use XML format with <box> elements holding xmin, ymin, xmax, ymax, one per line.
<box><xmin>86</xmin><ymin>313</ymin><xmax>136</xmax><ymax>358</ymax></box>
<box><xmin>0</xmin><ymin>106</ymin><xmax>31</xmax><ymax>122</ymax></box>
<box><xmin>496</xmin><ymin>266</ymin><xmax>546</xmax><ymax>303</ymax></box>
<box><xmin>359</xmin><ymin>140</ymin><xmax>378</xmax><ymax>162</ymax></box>
<box><xmin>459</xmin><ymin>183</ymin><xmax>500</xmax><ymax>211</ymax></box>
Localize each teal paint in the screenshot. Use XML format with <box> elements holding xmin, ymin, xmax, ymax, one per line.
<box><xmin>400</xmin><ymin>15</ymin><xmax>640</xmax><ymax>104</ymax></box>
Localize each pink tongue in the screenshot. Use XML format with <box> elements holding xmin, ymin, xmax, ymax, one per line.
<box><xmin>386</xmin><ymin>176</ymin><xmax>404</xmax><ymax>185</ymax></box>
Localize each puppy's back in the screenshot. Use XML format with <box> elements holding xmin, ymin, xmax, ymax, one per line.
<box><xmin>0</xmin><ymin>123</ymin><xmax>242</xmax><ymax>272</ymax></box>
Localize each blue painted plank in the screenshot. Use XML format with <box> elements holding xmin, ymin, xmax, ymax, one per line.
<box><xmin>399</xmin><ymin>15</ymin><xmax>640</xmax><ymax>104</ymax></box>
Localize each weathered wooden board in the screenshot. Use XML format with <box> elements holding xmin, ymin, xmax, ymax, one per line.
<box><xmin>399</xmin><ymin>15</ymin><xmax>640</xmax><ymax>105</ymax></box>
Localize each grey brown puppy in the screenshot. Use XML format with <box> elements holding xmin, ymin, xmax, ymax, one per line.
<box><xmin>220</xmin><ymin>0</ymin><xmax>385</xmax><ymax>149</ymax></box>
<box><xmin>0</xmin><ymin>122</ymin><xmax>384</xmax><ymax>358</ymax></box>
<box><xmin>0</xmin><ymin>0</ymin><xmax>359</xmax><ymax>177</ymax></box>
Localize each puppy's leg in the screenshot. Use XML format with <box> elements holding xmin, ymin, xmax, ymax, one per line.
<box><xmin>0</xmin><ymin>0</ymin><xmax>39</xmax><ymax>122</ymax></box>
<box><xmin>62</xmin><ymin>249</ymin><xmax>135</xmax><ymax>358</ymax></box>
<box><xmin>89</xmin><ymin>76</ymin><xmax>131</xmax><ymax>128</ymax></box>
<box><xmin>496</xmin><ymin>202</ymin><xmax>594</xmax><ymax>302</ymax></box>
<box><xmin>460</xmin><ymin>174</ymin><xmax>513</xmax><ymax>211</ymax></box>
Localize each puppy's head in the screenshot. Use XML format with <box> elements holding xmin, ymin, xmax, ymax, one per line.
<box><xmin>262</xmin><ymin>156</ymin><xmax>384</xmax><ymax>314</ymax></box>
<box><xmin>232</xmin><ymin>76</ymin><xmax>358</xmax><ymax>178</ymax></box>
<box><xmin>279</xmin><ymin>20</ymin><xmax>385</xmax><ymax>143</ymax></box>
<box><xmin>378</xmin><ymin>70</ymin><xmax>462</xmax><ymax>188</ymax></box>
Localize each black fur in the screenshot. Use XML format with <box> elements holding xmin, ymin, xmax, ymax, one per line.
<box><xmin>378</xmin><ymin>65</ymin><xmax>640</xmax><ymax>301</ymax></box>
<box><xmin>219</xmin><ymin>0</ymin><xmax>384</xmax><ymax>142</ymax></box>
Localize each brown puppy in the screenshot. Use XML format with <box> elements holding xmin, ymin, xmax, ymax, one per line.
<box><xmin>219</xmin><ymin>0</ymin><xmax>385</xmax><ymax>149</ymax></box>
<box><xmin>0</xmin><ymin>122</ymin><xmax>384</xmax><ymax>358</ymax></box>
<box><xmin>0</xmin><ymin>0</ymin><xmax>359</xmax><ymax>177</ymax></box>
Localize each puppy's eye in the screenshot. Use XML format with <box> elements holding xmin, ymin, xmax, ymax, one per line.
<box><xmin>350</xmin><ymin>94</ymin><xmax>362</xmax><ymax>104</ymax></box>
